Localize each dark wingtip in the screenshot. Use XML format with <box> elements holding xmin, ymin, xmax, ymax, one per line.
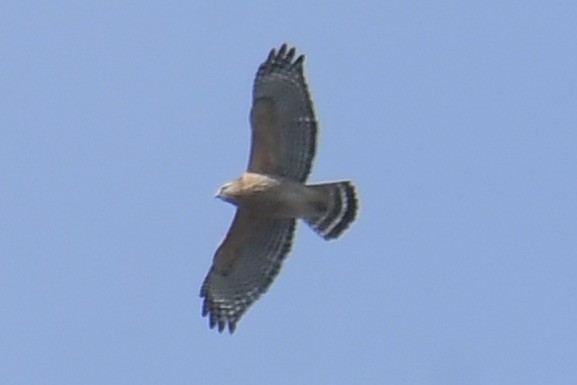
<box><xmin>208</xmin><ymin>313</ymin><xmax>216</xmax><ymax>329</ymax></box>
<box><xmin>210</xmin><ymin>318</ymin><xmax>236</xmax><ymax>334</ymax></box>
<box><xmin>258</xmin><ymin>44</ymin><xmax>305</xmax><ymax>75</ymax></box>
<box><xmin>202</xmin><ymin>296</ymin><xmax>239</xmax><ymax>334</ymax></box>
<box><xmin>294</xmin><ymin>54</ymin><xmax>305</xmax><ymax>66</ymax></box>
<box><xmin>267</xmin><ymin>48</ymin><xmax>275</xmax><ymax>62</ymax></box>
<box><xmin>286</xmin><ymin>46</ymin><xmax>296</xmax><ymax>61</ymax></box>
<box><xmin>278</xmin><ymin>43</ymin><xmax>287</xmax><ymax>57</ymax></box>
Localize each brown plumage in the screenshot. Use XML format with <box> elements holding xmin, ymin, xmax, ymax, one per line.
<box><xmin>200</xmin><ymin>44</ymin><xmax>358</xmax><ymax>333</ymax></box>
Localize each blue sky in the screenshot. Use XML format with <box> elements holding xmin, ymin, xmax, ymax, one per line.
<box><xmin>2</xmin><ymin>1</ymin><xmax>577</xmax><ymax>384</ymax></box>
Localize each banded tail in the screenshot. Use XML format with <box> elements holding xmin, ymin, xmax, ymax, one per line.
<box><xmin>304</xmin><ymin>181</ymin><xmax>358</xmax><ymax>240</ymax></box>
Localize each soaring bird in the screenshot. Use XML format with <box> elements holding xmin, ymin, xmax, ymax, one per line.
<box><xmin>200</xmin><ymin>44</ymin><xmax>358</xmax><ymax>333</ymax></box>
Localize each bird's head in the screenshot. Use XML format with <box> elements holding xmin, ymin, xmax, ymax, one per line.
<box><xmin>215</xmin><ymin>179</ymin><xmax>241</xmax><ymax>204</ymax></box>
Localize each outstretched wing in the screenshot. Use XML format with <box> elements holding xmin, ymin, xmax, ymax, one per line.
<box><xmin>248</xmin><ymin>44</ymin><xmax>317</xmax><ymax>182</ymax></box>
<box><xmin>200</xmin><ymin>209</ymin><xmax>296</xmax><ymax>333</ymax></box>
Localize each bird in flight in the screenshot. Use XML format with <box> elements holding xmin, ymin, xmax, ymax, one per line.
<box><xmin>200</xmin><ymin>44</ymin><xmax>358</xmax><ymax>333</ymax></box>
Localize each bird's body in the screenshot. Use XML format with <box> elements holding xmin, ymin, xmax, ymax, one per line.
<box><xmin>218</xmin><ymin>173</ymin><xmax>324</xmax><ymax>219</ymax></box>
<box><xmin>201</xmin><ymin>44</ymin><xmax>359</xmax><ymax>333</ymax></box>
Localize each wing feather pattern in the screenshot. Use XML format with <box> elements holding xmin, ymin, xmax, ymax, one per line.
<box><xmin>200</xmin><ymin>209</ymin><xmax>296</xmax><ymax>333</ymax></box>
<box><xmin>248</xmin><ymin>44</ymin><xmax>317</xmax><ymax>182</ymax></box>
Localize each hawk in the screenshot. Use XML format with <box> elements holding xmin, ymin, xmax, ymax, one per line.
<box><xmin>200</xmin><ymin>44</ymin><xmax>358</xmax><ymax>333</ymax></box>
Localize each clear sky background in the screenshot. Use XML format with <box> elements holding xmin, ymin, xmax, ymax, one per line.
<box><xmin>2</xmin><ymin>2</ymin><xmax>577</xmax><ymax>384</ymax></box>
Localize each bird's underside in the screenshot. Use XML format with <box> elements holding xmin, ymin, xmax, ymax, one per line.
<box><xmin>200</xmin><ymin>44</ymin><xmax>358</xmax><ymax>333</ymax></box>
